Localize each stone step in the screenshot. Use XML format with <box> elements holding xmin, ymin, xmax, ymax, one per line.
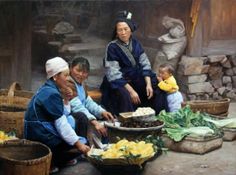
<box><xmin>63</xmin><ymin>33</ymin><xmax>82</xmax><ymax>43</ymax></box>
<box><xmin>59</xmin><ymin>42</ymin><xmax>106</xmax><ymax>54</ymax></box>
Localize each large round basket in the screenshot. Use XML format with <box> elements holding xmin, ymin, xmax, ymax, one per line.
<box><xmin>0</xmin><ymin>111</ymin><xmax>25</xmax><ymax>138</ymax></box>
<box><xmin>0</xmin><ymin>82</ymin><xmax>32</xmax><ymax>110</ymax></box>
<box><xmin>105</xmin><ymin>121</ymin><xmax>164</xmax><ymax>143</ymax></box>
<box><xmin>0</xmin><ymin>139</ymin><xmax>52</xmax><ymax>175</ymax></box>
<box><xmin>182</xmin><ymin>98</ymin><xmax>230</xmax><ymax>117</ymax></box>
<box><xmin>0</xmin><ymin>82</ymin><xmax>33</xmax><ymax>138</ymax></box>
<box><xmin>0</xmin><ymin>82</ymin><xmax>33</xmax><ymax>98</ymax></box>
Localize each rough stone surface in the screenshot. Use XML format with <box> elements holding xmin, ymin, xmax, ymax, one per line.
<box><xmin>208</xmin><ymin>66</ymin><xmax>223</xmax><ymax>80</ymax></box>
<box><xmin>226</xmin><ymin>83</ymin><xmax>233</xmax><ymax>91</ymax></box>
<box><xmin>222</xmin><ymin>76</ymin><xmax>232</xmax><ymax>84</ymax></box>
<box><xmin>188</xmin><ymin>94</ymin><xmax>197</xmax><ymax>100</ymax></box>
<box><xmin>221</xmin><ymin>59</ymin><xmax>232</xmax><ymax>68</ymax></box>
<box><xmin>229</xmin><ymin>54</ymin><xmax>236</xmax><ymax>66</ymax></box>
<box><xmin>203</xmin><ymin>93</ymin><xmax>210</xmax><ymax>100</ymax></box>
<box><xmin>201</xmin><ymin>65</ymin><xmax>210</xmax><ymax>74</ymax></box>
<box><xmin>217</xmin><ymin>87</ymin><xmax>226</xmax><ymax>95</ymax></box>
<box><xmin>210</xmin><ymin>79</ymin><xmax>223</xmax><ymax>89</ymax></box>
<box><xmin>225</xmin><ymin>68</ymin><xmax>234</xmax><ymax>76</ymax></box>
<box><xmin>232</xmin><ymin>76</ymin><xmax>236</xmax><ymax>88</ymax></box>
<box><xmin>208</xmin><ymin>55</ymin><xmax>226</xmax><ymax>63</ymax></box>
<box><xmin>233</xmin><ymin>67</ymin><xmax>236</xmax><ymax>75</ymax></box>
<box><xmin>212</xmin><ymin>92</ymin><xmax>219</xmax><ymax>100</ymax></box>
<box><xmin>188</xmin><ymin>82</ymin><xmax>214</xmax><ymax>93</ymax></box>
<box><xmin>187</xmin><ymin>74</ymin><xmax>207</xmax><ymax>84</ymax></box>
<box><xmin>226</xmin><ymin>91</ymin><xmax>236</xmax><ymax>99</ymax></box>
<box><xmin>178</xmin><ymin>55</ymin><xmax>204</xmax><ymax>75</ymax></box>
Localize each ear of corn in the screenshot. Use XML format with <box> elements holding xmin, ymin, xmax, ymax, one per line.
<box><xmin>101</xmin><ymin>139</ymin><xmax>155</xmax><ymax>159</ymax></box>
<box><xmin>0</xmin><ymin>130</ymin><xmax>16</xmax><ymax>143</ymax></box>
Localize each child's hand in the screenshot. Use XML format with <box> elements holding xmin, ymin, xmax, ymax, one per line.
<box><xmin>157</xmin><ymin>76</ymin><xmax>163</xmax><ymax>82</ymax></box>
<box><xmin>64</xmin><ymin>87</ymin><xmax>73</xmax><ymax>100</ymax></box>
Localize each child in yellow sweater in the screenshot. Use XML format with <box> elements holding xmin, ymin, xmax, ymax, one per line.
<box><xmin>157</xmin><ymin>63</ymin><xmax>183</xmax><ymax>112</ymax></box>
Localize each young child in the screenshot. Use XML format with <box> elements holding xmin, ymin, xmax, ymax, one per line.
<box><xmin>60</xmin><ymin>86</ymin><xmax>88</xmax><ymax>145</ymax></box>
<box><xmin>157</xmin><ymin>63</ymin><xmax>183</xmax><ymax>112</ymax></box>
<box><xmin>61</xmin><ymin>87</ymin><xmax>76</xmax><ymax>129</ymax></box>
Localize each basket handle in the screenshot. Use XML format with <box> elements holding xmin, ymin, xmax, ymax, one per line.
<box><xmin>7</xmin><ymin>82</ymin><xmax>21</xmax><ymax>97</ymax></box>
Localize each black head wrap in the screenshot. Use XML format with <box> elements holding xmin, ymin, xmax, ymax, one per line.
<box><xmin>115</xmin><ymin>10</ymin><xmax>137</xmax><ymax>32</ymax></box>
<box><xmin>112</xmin><ymin>11</ymin><xmax>137</xmax><ymax>40</ymax></box>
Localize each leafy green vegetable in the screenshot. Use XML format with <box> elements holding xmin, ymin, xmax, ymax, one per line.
<box><xmin>156</xmin><ymin>106</ymin><xmax>222</xmax><ymax>141</ymax></box>
<box><xmin>204</xmin><ymin>117</ymin><xmax>236</xmax><ymax>128</ymax></box>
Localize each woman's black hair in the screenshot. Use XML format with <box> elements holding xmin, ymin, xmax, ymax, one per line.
<box><xmin>111</xmin><ymin>10</ymin><xmax>137</xmax><ymax>40</ymax></box>
<box><xmin>71</xmin><ymin>56</ymin><xmax>90</xmax><ymax>72</ymax></box>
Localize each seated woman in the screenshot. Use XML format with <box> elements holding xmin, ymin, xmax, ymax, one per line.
<box><xmin>24</xmin><ymin>57</ymin><xmax>90</xmax><ymax>173</ymax></box>
<box><xmin>68</xmin><ymin>57</ymin><xmax>114</xmax><ymax>138</ymax></box>
<box><xmin>100</xmin><ymin>11</ymin><xmax>169</xmax><ymax>115</ymax></box>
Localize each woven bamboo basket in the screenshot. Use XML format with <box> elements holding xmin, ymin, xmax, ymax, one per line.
<box><xmin>182</xmin><ymin>98</ymin><xmax>230</xmax><ymax>117</ymax></box>
<box><xmin>0</xmin><ymin>82</ymin><xmax>32</xmax><ymax>110</ymax></box>
<box><xmin>0</xmin><ymin>82</ymin><xmax>34</xmax><ymax>99</ymax></box>
<box><xmin>0</xmin><ymin>82</ymin><xmax>32</xmax><ymax>138</ymax></box>
<box><xmin>0</xmin><ymin>111</ymin><xmax>25</xmax><ymax>138</ymax></box>
<box><xmin>0</xmin><ymin>139</ymin><xmax>52</xmax><ymax>175</ymax></box>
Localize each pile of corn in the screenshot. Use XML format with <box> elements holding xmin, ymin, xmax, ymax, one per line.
<box><xmin>0</xmin><ymin>131</ymin><xmax>16</xmax><ymax>143</ymax></box>
<box><xmin>102</xmin><ymin>139</ymin><xmax>154</xmax><ymax>159</ymax></box>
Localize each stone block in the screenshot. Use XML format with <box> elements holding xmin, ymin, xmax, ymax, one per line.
<box><xmin>208</xmin><ymin>66</ymin><xmax>223</xmax><ymax>80</ymax></box>
<box><xmin>233</xmin><ymin>67</ymin><xmax>236</xmax><ymax>75</ymax></box>
<box><xmin>188</xmin><ymin>82</ymin><xmax>214</xmax><ymax>93</ymax></box>
<box><xmin>226</xmin><ymin>83</ymin><xmax>233</xmax><ymax>91</ymax></box>
<box><xmin>217</xmin><ymin>87</ymin><xmax>226</xmax><ymax>95</ymax></box>
<box><xmin>221</xmin><ymin>60</ymin><xmax>232</xmax><ymax>68</ymax></box>
<box><xmin>203</xmin><ymin>93</ymin><xmax>210</xmax><ymax>100</ymax></box>
<box><xmin>225</xmin><ymin>69</ymin><xmax>234</xmax><ymax>76</ymax></box>
<box><xmin>188</xmin><ymin>94</ymin><xmax>196</xmax><ymax>100</ymax></box>
<box><xmin>201</xmin><ymin>65</ymin><xmax>210</xmax><ymax>74</ymax></box>
<box><xmin>178</xmin><ymin>55</ymin><xmax>204</xmax><ymax>75</ymax></box>
<box><xmin>187</xmin><ymin>74</ymin><xmax>207</xmax><ymax>84</ymax></box>
<box><xmin>210</xmin><ymin>79</ymin><xmax>223</xmax><ymax>89</ymax></box>
<box><xmin>226</xmin><ymin>91</ymin><xmax>236</xmax><ymax>99</ymax></box>
<box><xmin>232</xmin><ymin>76</ymin><xmax>236</xmax><ymax>88</ymax></box>
<box><xmin>212</xmin><ymin>92</ymin><xmax>219</xmax><ymax>100</ymax></box>
<box><xmin>222</xmin><ymin>76</ymin><xmax>232</xmax><ymax>84</ymax></box>
<box><xmin>229</xmin><ymin>55</ymin><xmax>236</xmax><ymax>66</ymax></box>
<box><xmin>208</xmin><ymin>55</ymin><xmax>226</xmax><ymax>63</ymax></box>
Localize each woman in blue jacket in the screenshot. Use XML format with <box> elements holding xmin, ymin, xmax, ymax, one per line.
<box><xmin>69</xmin><ymin>57</ymin><xmax>114</xmax><ymax>137</ymax></box>
<box><xmin>24</xmin><ymin>57</ymin><xmax>90</xmax><ymax>173</ymax></box>
<box><xmin>100</xmin><ymin>11</ymin><xmax>169</xmax><ymax>115</ymax></box>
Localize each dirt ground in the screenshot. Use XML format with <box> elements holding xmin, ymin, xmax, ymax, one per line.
<box><xmin>57</xmin><ymin>103</ymin><xmax>236</xmax><ymax>175</ymax></box>
<box><xmin>1</xmin><ymin>104</ymin><xmax>235</xmax><ymax>175</ymax></box>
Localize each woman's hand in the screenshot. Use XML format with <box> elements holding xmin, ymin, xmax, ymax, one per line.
<box><xmin>146</xmin><ymin>83</ymin><xmax>153</xmax><ymax>99</ymax></box>
<box><xmin>124</xmin><ymin>83</ymin><xmax>141</xmax><ymax>105</ymax></box>
<box><xmin>75</xmin><ymin>141</ymin><xmax>90</xmax><ymax>154</ymax></box>
<box><xmin>129</xmin><ymin>89</ymin><xmax>141</xmax><ymax>104</ymax></box>
<box><xmin>145</xmin><ymin>76</ymin><xmax>153</xmax><ymax>99</ymax></box>
<box><xmin>101</xmin><ymin>111</ymin><xmax>114</xmax><ymax>122</ymax></box>
<box><xmin>91</xmin><ymin>120</ymin><xmax>107</xmax><ymax>137</ymax></box>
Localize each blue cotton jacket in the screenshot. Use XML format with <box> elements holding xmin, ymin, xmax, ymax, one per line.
<box><xmin>104</xmin><ymin>37</ymin><xmax>154</xmax><ymax>89</ymax></box>
<box><xmin>69</xmin><ymin>81</ymin><xmax>105</xmax><ymax>121</ymax></box>
<box><xmin>24</xmin><ymin>79</ymin><xmax>64</xmax><ymax>148</ymax></box>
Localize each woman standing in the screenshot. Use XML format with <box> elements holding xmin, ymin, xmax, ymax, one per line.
<box><xmin>24</xmin><ymin>57</ymin><xmax>90</xmax><ymax>173</ymax></box>
<box><xmin>100</xmin><ymin>11</ymin><xmax>169</xmax><ymax>115</ymax></box>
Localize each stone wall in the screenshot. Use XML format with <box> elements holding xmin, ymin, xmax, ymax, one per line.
<box><xmin>177</xmin><ymin>55</ymin><xmax>236</xmax><ymax>101</ymax></box>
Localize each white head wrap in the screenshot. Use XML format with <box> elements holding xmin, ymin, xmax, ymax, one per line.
<box><xmin>45</xmin><ymin>57</ymin><xmax>69</xmax><ymax>79</ymax></box>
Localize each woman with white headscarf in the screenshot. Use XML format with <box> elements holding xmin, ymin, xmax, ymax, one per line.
<box><xmin>24</xmin><ymin>57</ymin><xmax>90</xmax><ymax>173</ymax></box>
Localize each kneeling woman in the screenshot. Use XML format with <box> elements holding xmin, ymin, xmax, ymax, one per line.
<box><xmin>24</xmin><ymin>57</ymin><xmax>90</xmax><ymax>173</ymax></box>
